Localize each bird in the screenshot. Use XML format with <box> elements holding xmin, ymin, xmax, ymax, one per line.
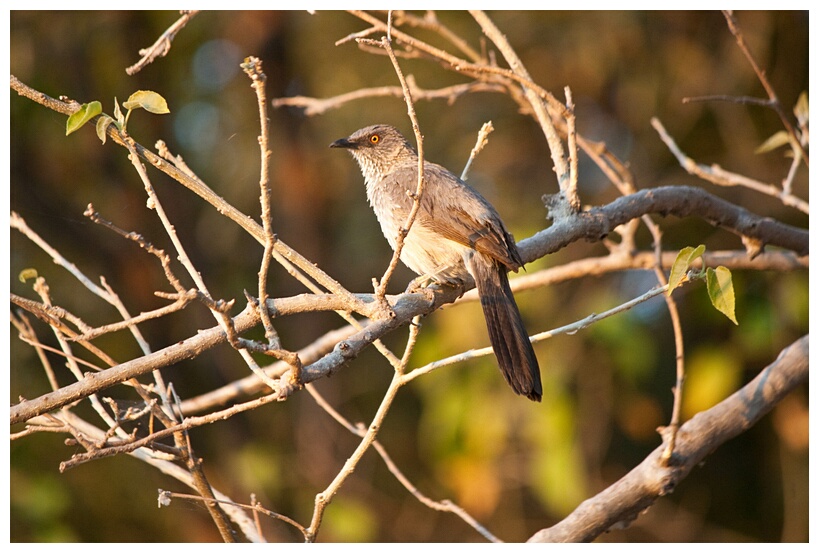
<box><xmin>330</xmin><ymin>124</ymin><xmax>542</xmax><ymax>401</ymax></box>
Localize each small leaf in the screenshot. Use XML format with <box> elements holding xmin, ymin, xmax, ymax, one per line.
<box><xmin>793</xmin><ymin>91</ymin><xmax>809</xmax><ymax>127</ymax></box>
<box><xmin>668</xmin><ymin>245</ymin><xmax>705</xmax><ymax>293</ymax></box>
<box><xmin>113</xmin><ymin>97</ymin><xmax>124</xmax><ymax>125</ymax></box>
<box><xmin>123</xmin><ymin>90</ymin><xmax>170</xmax><ymax>114</ymax></box>
<box><xmin>95</xmin><ymin>114</ymin><xmax>115</xmax><ymax>144</ymax></box>
<box><xmin>754</xmin><ymin>130</ymin><xmax>790</xmax><ymax>154</ymax></box>
<box><xmin>18</xmin><ymin>268</ymin><xmax>39</xmax><ymax>283</ymax></box>
<box><xmin>706</xmin><ymin>266</ymin><xmax>738</xmax><ymax>325</ymax></box>
<box><xmin>65</xmin><ymin>101</ymin><xmax>102</xmax><ymax>136</ymax></box>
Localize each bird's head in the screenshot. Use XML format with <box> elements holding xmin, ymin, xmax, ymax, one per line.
<box><xmin>330</xmin><ymin>124</ymin><xmax>416</xmax><ymax>181</ymax></box>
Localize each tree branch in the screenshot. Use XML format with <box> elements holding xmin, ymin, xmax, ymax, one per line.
<box><xmin>529</xmin><ymin>334</ymin><xmax>809</xmax><ymax>543</ymax></box>
<box><xmin>526</xmin><ymin>185</ymin><xmax>808</xmax><ymax>264</ymax></box>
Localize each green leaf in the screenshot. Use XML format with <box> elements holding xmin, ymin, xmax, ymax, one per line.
<box><xmin>18</xmin><ymin>268</ymin><xmax>39</xmax><ymax>283</ymax></box>
<box><xmin>668</xmin><ymin>245</ymin><xmax>705</xmax><ymax>294</ymax></box>
<box><xmin>122</xmin><ymin>90</ymin><xmax>170</xmax><ymax>114</ymax></box>
<box><xmin>706</xmin><ymin>266</ymin><xmax>738</xmax><ymax>325</ymax></box>
<box><xmin>65</xmin><ymin>101</ymin><xmax>102</xmax><ymax>136</ymax></box>
<box><xmin>95</xmin><ymin>114</ymin><xmax>115</xmax><ymax>144</ymax></box>
<box><xmin>755</xmin><ymin>130</ymin><xmax>790</xmax><ymax>154</ymax></box>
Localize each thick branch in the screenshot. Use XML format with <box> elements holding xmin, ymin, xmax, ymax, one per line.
<box><xmin>526</xmin><ymin>185</ymin><xmax>808</xmax><ymax>263</ymax></box>
<box><xmin>529</xmin><ymin>334</ymin><xmax>809</xmax><ymax>543</ymax></box>
<box><xmin>9</xmin><ymin>289</ymin><xmax>448</xmax><ymax>425</ymax></box>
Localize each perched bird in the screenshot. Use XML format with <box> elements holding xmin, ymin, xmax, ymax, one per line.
<box><xmin>331</xmin><ymin>124</ymin><xmax>541</xmax><ymax>401</ymax></box>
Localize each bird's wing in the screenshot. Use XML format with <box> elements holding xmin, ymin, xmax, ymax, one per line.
<box><xmin>388</xmin><ymin>164</ymin><xmax>524</xmax><ymax>270</ymax></box>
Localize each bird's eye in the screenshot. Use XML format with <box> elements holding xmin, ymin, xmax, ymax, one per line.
<box><xmin>370</xmin><ymin>134</ymin><xmax>380</xmax><ymax>144</ymax></box>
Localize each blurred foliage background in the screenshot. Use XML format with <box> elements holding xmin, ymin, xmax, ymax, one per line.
<box><xmin>9</xmin><ymin>11</ymin><xmax>808</xmax><ymax>542</ymax></box>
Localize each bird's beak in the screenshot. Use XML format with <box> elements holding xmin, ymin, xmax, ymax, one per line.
<box><xmin>329</xmin><ymin>137</ymin><xmax>355</xmax><ymax>149</ymax></box>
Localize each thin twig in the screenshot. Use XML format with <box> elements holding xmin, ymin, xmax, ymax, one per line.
<box><xmin>126</xmin><ymin>10</ymin><xmax>199</xmax><ymax>75</ymax></box>
<box><xmin>563</xmin><ymin>86</ymin><xmax>580</xmax><ymax>212</ymax></box>
<box><xmin>651</xmin><ymin>117</ymin><xmax>808</xmax><ymax>214</ymax></box>
<box><xmin>470</xmin><ymin>10</ymin><xmax>574</xmax><ymax>207</ymax></box>
<box><xmin>159</xmin><ymin>490</ymin><xmax>307</xmax><ymax>540</ymax></box>
<box><xmin>84</xmin><ymin>204</ymin><xmax>187</xmax><ymax>294</ymax></box>
<box><xmin>305</xmin><ymin>369</ymin><xmax>404</xmax><ymax>542</ymax></box>
<box><xmin>682</xmin><ymin>94</ymin><xmax>774</xmax><ymax>107</ymax></box>
<box><xmin>404</xmin><ymin>283</ymin><xmax>672</xmax><ymax>384</ymax></box>
<box><xmin>242</xmin><ymin>56</ymin><xmax>283</xmax><ymax>351</ymax></box>
<box><xmin>390</xmin><ymin>10</ymin><xmax>484</xmax><ymax>62</ymax></box>
<box><xmin>364</xmin><ymin>29</ymin><xmax>428</xmax><ymax>304</ymax></box>
<box><xmin>272</xmin><ymin>80</ymin><xmax>505</xmax><ymax>116</ymax></box>
<box><xmin>10</xmin><ymin>312</ymin><xmax>60</xmax><ymax>391</ymax></box>
<box><xmin>10</xmin><ymin>211</ymin><xmax>117</xmax><ymax>303</ymax></box>
<box><xmin>306</xmin><ymin>383</ymin><xmax>501</xmax><ymax>542</ymax></box>
<box><xmin>721</xmin><ymin>11</ymin><xmax>808</xmax><ymax>166</ymax></box>
<box><xmin>640</xmin><ymin>223</ymin><xmax>685</xmax><ymax>464</ymax></box>
<box><xmin>59</xmin><ymin>388</ymin><xmax>283</xmax><ymax>470</ymax></box>
<box><xmin>38</xmin><ymin>409</ymin><xmax>264</xmax><ymax>542</ymax></box>
<box><xmin>342</xmin><ymin>10</ymin><xmax>571</xmax><ymax>121</ymax></box>
<box><xmin>460</xmin><ymin>121</ymin><xmax>494</xmax><ymax>181</ymax></box>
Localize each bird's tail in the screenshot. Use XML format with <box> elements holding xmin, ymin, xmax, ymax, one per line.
<box><xmin>469</xmin><ymin>254</ymin><xmax>542</xmax><ymax>402</ymax></box>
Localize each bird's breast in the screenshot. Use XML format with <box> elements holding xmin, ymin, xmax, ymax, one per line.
<box><xmin>366</xmin><ymin>177</ymin><xmax>469</xmax><ymax>282</ymax></box>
